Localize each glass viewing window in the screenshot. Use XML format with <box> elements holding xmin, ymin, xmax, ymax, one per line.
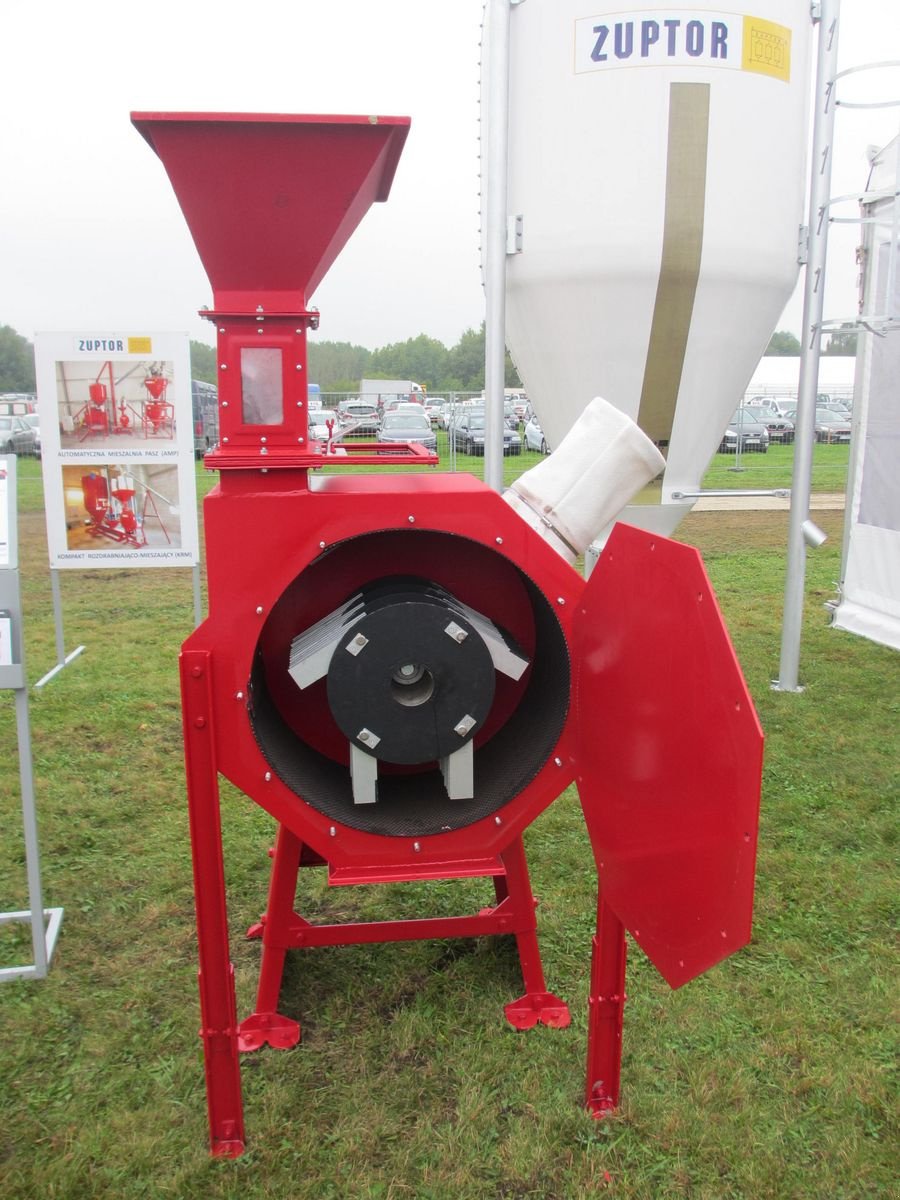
<box><xmin>241</xmin><ymin>348</ymin><xmax>284</xmax><ymax>425</ymax></box>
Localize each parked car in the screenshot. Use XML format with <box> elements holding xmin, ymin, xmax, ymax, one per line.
<box><xmin>424</xmin><ymin>399</ymin><xmax>446</xmax><ymax>426</ymax></box>
<box><xmin>378</xmin><ymin>408</ymin><xmax>437</xmax><ymax>451</ymax></box>
<box><xmin>719</xmin><ymin>412</ymin><xmax>769</xmax><ymax>453</ymax></box>
<box><xmin>0</xmin><ymin>415</ymin><xmax>38</xmax><ymax>456</ymax></box>
<box><xmin>785</xmin><ymin>407</ymin><xmax>852</xmax><ymax>444</ymax></box>
<box><xmin>438</xmin><ymin>402</ymin><xmax>457</xmax><ymax>430</ymax></box>
<box><xmin>21</xmin><ymin>412</ymin><xmax>41</xmax><ymax>456</ymax></box>
<box><xmin>751</xmin><ymin>396</ymin><xmax>797</xmax><ymax>420</ymax></box>
<box><xmin>820</xmin><ymin>400</ymin><xmax>853</xmax><ymax>420</ymax></box>
<box><xmin>338</xmin><ymin>399</ymin><xmax>379</xmax><ymax>435</ymax></box>
<box><xmin>742</xmin><ymin>404</ymin><xmax>794</xmax><ymax>444</ymax></box>
<box><xmin>451</xmin><ymin>408</ymin><xmax>522</xmax><ymax>456</ymax></box>
<box><xmin>524</xmin><ymin>414</ymin><xmax>550</xmax><ymax>454</ymax></box>
<box><xmin>0</xmin><ymin>394</ymin><xmax>37</xmax><ymax>417</ymax></box>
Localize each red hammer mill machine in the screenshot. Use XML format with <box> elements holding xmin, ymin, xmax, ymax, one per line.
<box><xmin>133</xmin><ymin>111</ymin><xmax>763</xmax><ymax>1158</ymax></box>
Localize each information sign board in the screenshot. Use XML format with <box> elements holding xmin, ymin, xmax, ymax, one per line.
<box><xmin>34</xmin><ymin>333</ymin><xmax>200</xmax><ymax>570</ymax></box>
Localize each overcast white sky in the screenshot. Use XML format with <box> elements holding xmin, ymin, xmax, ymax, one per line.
<box><xmin>1</xmin><ymin>1</ymin><xmax>897</xmax><ymax>352</ymax></box>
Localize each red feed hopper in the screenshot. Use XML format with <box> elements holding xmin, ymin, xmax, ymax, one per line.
<box><xmin>134</xmin><ymin>111</ymin><xmax>763</xmax><ymax>1158</ymax></box>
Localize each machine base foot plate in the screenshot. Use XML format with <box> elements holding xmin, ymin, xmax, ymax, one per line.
<box><xmin>238</xmin><ymin>1011</ymin><xmax>301</xmax><ymax>1052</ymax></box>
<box><xmin>504</xmin><ymin>992</ymin><xmax>571</xmax><ymax>1030</ymax></box>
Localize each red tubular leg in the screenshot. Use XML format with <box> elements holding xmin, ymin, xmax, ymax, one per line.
<box><xmin>501</xmin><ymin>836</ymin><xmax>571</xmax><ymax>1030</ymax></box>
<box><xmin>181</xmin><ymin>650</ymin><xmax>245</xmax><ymax>1158</ymax></box>
<box><xmin>238</xmin><ymin>824</ymin><xmax>303</xmax><ymax>1051</ymax></box>
<box><xmin>585</xmin><ymin>891</ymin><xmax>627</xmax><ymax>1117</ymax></box>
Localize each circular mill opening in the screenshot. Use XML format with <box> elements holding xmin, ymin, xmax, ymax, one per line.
<box><xmin>249</xmin><ymin>530</ymin><xmax>571</xmax><ymax>838</ymax></box>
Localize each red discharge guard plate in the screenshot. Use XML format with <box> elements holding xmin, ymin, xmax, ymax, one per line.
<box><xmin>573</xmin><ymin>523</ymin><xmax>764</xmax><ymax>988</ymax></box>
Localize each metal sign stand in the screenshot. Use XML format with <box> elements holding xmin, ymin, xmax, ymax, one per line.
<box><xmin>0</xmin><ymin>455</ymin><xmax>63</xmax><ymax>981</ymax></box>
<box><xmin>34</xmin><ymin>569</ymin><xmax>86</xmax><ymax>690</ymax></box>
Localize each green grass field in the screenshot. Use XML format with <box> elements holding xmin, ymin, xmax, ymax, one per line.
<box><xmin>0</xmin><ymin>453</ymin><xmax>896</xmax><ymax>1199</ymax></box>
<box><xmin>329</xmin><ymin>430</ymin><xmax>851</xmax><ymax>497</ymax></box>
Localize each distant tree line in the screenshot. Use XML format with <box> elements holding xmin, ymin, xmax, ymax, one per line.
<box><xmin>0</xmin><ymin>324</ymin><xmax>37</xmax><ymax>391</ymax></box>
<box><xmin>191</xmin><ymin>325</ymin><xmax>521</xmax><ymax>393</ymax></box>
<box><xmin>764</xmin><ymin>326</ymin><xmax>857</xmax><ymax>356</ymax></box>
<box><xmin>305</xmin><ymin>324</ymin><xmax>521</xmax><ymax>393</ymax></box>
<box><xmin>1</xmin><ymin>320</ymin><xmax>855</xmax><ymax>397</ymax></box>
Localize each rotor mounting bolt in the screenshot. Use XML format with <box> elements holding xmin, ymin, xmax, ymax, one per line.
<box><xmin>347</xmin><ymin>633</ymin><xmax>369</xmax><ymax>656</ymax></box>
<box><xmin>357</xmin><ymin>727</ymin><xmax>381</xmax><ymax>748</ymax></box>
<box><xmin>554</xmin><ymin>756</ymin><xmax>563</xmax><ymax>767</ymax></box>
<box><xmin>445</xmin><ymin>621</ymin><xmax>468</xmax><ymax>644</ymax></box>
<box><xmin>260</xmin><ymin>436</ymin><xmax>267</xmax><ymax>444</ymax></box>
<box><xmin>454</xmin><ymin>714</ymin><xmax>477</xmax><ymax>738</ymax></box>
<box><xmin>235</xmin><ymin>691</ymin><xmax>244</xmax><ymax>700</ymax></box>
<box><xmin>495</xmin><ymin>536</ymin><xmax>503</xmax><ymax>545</ymax></box>
<box><xmin>408</xmin><ymin>515</ymin><xmax>415</xmax><ymax>523</ymax></box>
<box><xmin>413</xmin><ymin>842</ymin><xmax>421</xmax><ymax>853</ymax></box>
<box><xmin>319</xmin><ymin>540</ymin><xmax>326</xmax><ymax>549</ymax></box>
<box><xmin>256</xmin><ymin>606</ymin><xmax>264</xmax><ymax>615</ymax></box>
<box><xmin>494</xmin><ymin>816</ymin><xmax>502</xmax><ymax>826</ymax></box>
<box><xmin>329</xmin><ymin>826</ymin><xmax>337</xmax><ymax>838</ymax></box>
<box><xmin>264</xmin><ymin>771</ymin><xmax>272</xmax><ymax>782</ymax></box>
<box><xmin>557</xmin><ymin>597</ymin><xmax>566</xmax><ymax>606</ymax></box>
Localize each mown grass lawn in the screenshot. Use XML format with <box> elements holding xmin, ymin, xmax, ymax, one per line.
<box><xmin>0</xmin><ymin>453</ymin><xmax>895</xmax><ymax>1199</ymax></box>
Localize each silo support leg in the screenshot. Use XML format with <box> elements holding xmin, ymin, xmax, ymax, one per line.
<box><xmin>585</xmin><ymin>892</ymin><xmax>627</xmax><ymax>1118</ymax></box>
<box><xmin>501</xmin><ymin>836</ymin><xmax>571</xmax><ymax>1030</ymax></box>
<box><xmin>238</xmin><ymin>822</ymin><xmax>302</xmax><ymax>1052</ymax></box>
<box><xmin>180</xmin><ymin>650</ymin><xmax>245</xmax><ymax>1158</ymax></box>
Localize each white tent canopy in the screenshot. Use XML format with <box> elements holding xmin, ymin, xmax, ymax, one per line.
<box><xmin>833</xmin><ymin>136</ymin><xmax>900</xmax><ymax>652</ymax></box>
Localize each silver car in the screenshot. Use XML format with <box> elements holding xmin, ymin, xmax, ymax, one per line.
<box><xmin>524</xmin><ymin>415</ymin><xmax>550</xmax><ymax>454</ymax></box>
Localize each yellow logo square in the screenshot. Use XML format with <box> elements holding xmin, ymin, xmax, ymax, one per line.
<box><xmin>742</xmin><ymin>16</ymin><xmax>791</xmax><ymax>82</ymax></box>
<box><xmin>127</xmin><ymin>336</ymin><xmax>153</xmax><ymax>354</ymax></box>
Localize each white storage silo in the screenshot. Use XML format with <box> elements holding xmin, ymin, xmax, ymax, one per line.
<box><xmin>491</xmin><ymin>2</ymin><xmax>814</xmax><ymax>533</ymax></box>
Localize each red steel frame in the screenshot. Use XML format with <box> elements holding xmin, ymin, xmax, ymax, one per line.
<box><xmin>136</xmin><ymin>111</ymin><xmax>764</xmax><ymax>1158</ymax></box>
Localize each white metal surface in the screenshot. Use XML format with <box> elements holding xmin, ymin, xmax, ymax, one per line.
<box><xmin>498</xmin><ymin>1</ymin><xmax>814</xmax><ymax>532</ymax></box>
<box><xmin>0</xmin><ymin>455</ymin><xmax>64</xmax><ymax>982</ymax></box>
<box><xmin>776</xmin><ymin>0</ymin><xmax>841</xmax><ymax>692</ymax></box>
<box><xmin>833</xmin><ymin>133</ymin><xmax>900</xmax><ymax>651</ymax></box>
<box><xmin>482</xmin><ymin>0</ymin><xmax>514</xmax><ymax>492</ymax></box>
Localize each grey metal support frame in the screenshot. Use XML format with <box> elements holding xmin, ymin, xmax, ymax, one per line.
<box><xmin>0</xmin><ymin>455</ymin><xmax>63</xmax><ymax>981</ymax></box>
<box><xmin>482</xmin><ymin>0</ymin><xmax>519</xmax><ymax>494</ymax></box>
<box><xmin>775</xmin><ymin>0</ymin><xmax>841</xmax><ymax>692</ymax></box>
<box><xmin>33</xmin><ymin>568</ymin><xmax>86</xmax><ymax>689</ymax></box>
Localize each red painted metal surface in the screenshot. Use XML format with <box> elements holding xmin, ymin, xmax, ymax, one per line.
<box><xmin>239</xmin><ymin>828</ymin><xmax>569</xmax><ymax>1052</ymax></box>
<box><xmin>137</xmin><ymin>110</ymin><xmax>765</xmax><ymax>1157</ymax></box>
<box><xmin>181</xmin><ymin>650</ymin><xmax>246</xmax><ymax>1157</ymax></box>
<box><xmin>573</xmin><ymin>523</ymin><xmax>764</xmax><ymax>988</ymax></box>
<box><xmin>132</xmin><ymin>112</ymin><xmax>410</xmax><ymax>311</ymax></box>
<box><xmin>585</xmin><ymin>895</ymin><xmax>627</xmax><ymax>1116</ymax></box>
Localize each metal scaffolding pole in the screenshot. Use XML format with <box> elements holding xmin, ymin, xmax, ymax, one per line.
<box><xmin>775</xmin><ymin>0</ymin><xmax>841</xmax><ymax>692</ymax></box>
<box><xmin>482</xmin><ymin>0</ymin><xmax>515</xmax><ymax>493</ymax></box>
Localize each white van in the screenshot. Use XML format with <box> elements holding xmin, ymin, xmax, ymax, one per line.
<box><xmin>751</xmin><ymin>396</ymin><xmax>797</xmax><ymax>419</ymax></box>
